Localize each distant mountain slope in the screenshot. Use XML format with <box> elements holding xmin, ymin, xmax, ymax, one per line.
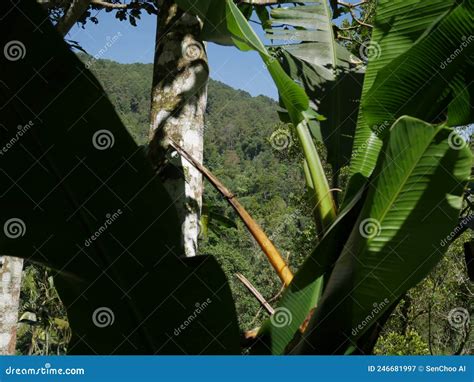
<box><xmin>84</xmin><ymin>56</ymin><xmax>315</xmax><ymax>329</ymax></box>
<box><xmin>84</xmin><ymin>57</ymin><xmax>279</xmax><ymax>147</ymax></box>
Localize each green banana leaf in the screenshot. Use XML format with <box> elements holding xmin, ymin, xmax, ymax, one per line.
<box><xmin>225</xmin><ymin>0</ymin><xmax>309</xmax><ymax>125</ymax></box>
<box><xmin>293</xmin><ymin>116</ymin><xmax>472</xmax><ymax>354</ymax></box>
<box><xmin>250</xmin><ymin>185</ymin><xmax>367</xmax><ymax>354</ymax></box>
<box><xmin>278</xmin><ymin>49</ymin><xmax>364</xmax><ymax>179</ymax></box>
<box><xmin>344</xmin><ymin>0</ymin><xmax>474</xmax><ymax>207</ymax></box>
<box><xmin>0</xmin><ymin>0</ymin><xmax>240</xmax><ymax>354</ymax></box>
<box><xmin>362</xmin><ymin>1</ymin><xmax>474</xmax><ymax>129</ymax></box>
<box><xmin>263</xmin><ymin>1</ymin><xmax>365</xmax><ymax>175</ymax></box>
<box><xmin>266</xmin><ymin>2</ymin><xmax>352</xmax><ymax>68</ymax></box>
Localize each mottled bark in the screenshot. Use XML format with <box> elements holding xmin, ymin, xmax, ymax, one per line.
<box><xmin>0</xmin><ymin>256</ymin><xmax>23</xmax><ymax>355</ymax></box>
<box><xmin>148</xmin><ymin>0</ymin><xmax>208</xmax><ymax>257</ymax></box>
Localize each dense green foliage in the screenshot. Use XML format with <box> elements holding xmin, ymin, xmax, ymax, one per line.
<box><xmin>3</xmin><ymin>0</ymin><xmax>471</xmax><ymax>357</ymax></box>
<box><xmin>84</xmin><ymin>56</ymin><xmax>316</xmax><ymax>330</ymax></box>
<box><xmin>208</xmin><ymin>0</ymin><xmax>472</xmax><ymax>355</ymax></box>
<box><xmin>17</xmin><ymin>266</ymin><xmax>70</xmax><ymax>355</ymax></box>
<box><xmin>17</xmin><ymin>56</ymin><xmax>471</xmax><ymax>354</ymax></box>
<box><xmin>375</xmin><ymin>236</ymin><xmax>473</xmax><ymax>355</ymax></box>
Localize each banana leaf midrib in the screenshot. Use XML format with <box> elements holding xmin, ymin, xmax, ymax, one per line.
<box><xmin>364</xmin><ymin>122</ymin><xmax>442</xmax><ymax>243</ymax></box>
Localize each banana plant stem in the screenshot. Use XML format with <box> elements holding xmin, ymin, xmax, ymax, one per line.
<box><xmin>296</xmin><ymin>122</ymin><xmax>337</xmax><ymax>233</ymax></box>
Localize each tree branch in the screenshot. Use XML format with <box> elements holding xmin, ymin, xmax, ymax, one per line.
<box><xmin>239</xmin><ymin>0</ymin><xmax>279</xmax><ymax>4</ymax></box>
<box><xmin>56</xmin><ymin>0</ymin><xmax>92</xmax><ymax>36</ymax></box>
<box><xmin>338</xmin><ymin>0</ymin><xmax>368</xmax><ymax>8</ymax></box>
<box><xmin>91</xmin><ymin>0</ymin><xmax>129</xmax><ymax>8</ymax></box>
<box><xmin>337</xmin><ymin>0</ymin><xmax>373</xmax><ymax>28</ymax></box>
<box><xmin>90</xmin><ymin>0</ymin><xmax>153</xmax><ymax>11</ymax></box>
<box><xmin>169</xmin><ymin>140</ymin><xmax>294</xmax><ymax>287</ymax></box>
<box><xmin>235</xmin><ymin>273</ymin><xmax>274</xmax><ymax>315</ymax></box>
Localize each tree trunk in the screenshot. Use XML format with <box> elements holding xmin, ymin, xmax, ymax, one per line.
<box><xmin>56</xmin><ymin>0</ymin><xmax>92</xmax><ymax>36</ymax></box>
<box><xmin>0</xmin><ymin>256</ymin><xmax>23</xmax><ymax>355</ymax></box>
<box><xmin>148</xmin><ymin>0</ymin><xmax>208</xmax><ymax>257</ymax></box>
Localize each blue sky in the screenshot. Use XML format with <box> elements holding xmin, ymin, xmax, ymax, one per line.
<box><xmin>69</xmin><ymin>10</ymin><xmax>279</xmax><ymax>98</ymax></box>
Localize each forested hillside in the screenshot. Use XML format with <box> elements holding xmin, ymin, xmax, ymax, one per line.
<box><xmin>15</xmin><ymin>57</ymin><xmax>471</xmax><ymax>355</ymax></box>
<box><xmin>1</xmin><ymin>0</ymin><xmax>472</xmax><ymax>362</ymax></box>
<box><xmin>82</xmin><ymin>58</ymin><xmax>474</xmax><ymax>354</ymax></box>
<box><xmin>85</xmin><ymin>57</ymin><xmax>316</xmax><ymax>330</ymax></box>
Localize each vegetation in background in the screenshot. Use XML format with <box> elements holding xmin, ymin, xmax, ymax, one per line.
<box><xmin>1</xmin><ymin>0</ymin><xmax>471</xmax><ymax>356</ymax></box>
<box><xmin>17</xmin><ymin>57</ymin><xmax>472</xmax><ymax>354</ymax></box>
<box><xmin>16</xmin><ymin>266</ymin><xmax>70</xmax><ymax>355</ymax></box>
<box><xmin>85</xmin><ymin>57</ymin><xmax>316</xmax><ymax>330</ymax></box>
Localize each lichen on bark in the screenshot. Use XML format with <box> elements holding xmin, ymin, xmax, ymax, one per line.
<box><xmin>148</xmin><ymin>0</ymin><xmax>209</xmax><ymax>257</ymax></box>
<box><xmin>0</xmin><ymin>256</ymin><xmax>23</xmax><ymax>354</ymax></box>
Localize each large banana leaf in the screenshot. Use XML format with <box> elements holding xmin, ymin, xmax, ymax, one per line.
<box><xmin>0</xmin><ymin>0</ymin><xmax>240</xmax><ymax>354</ymax></box>
<box><xmin>362</xmin><ymin>0</ymin><xmax>474</xmax><ymax>128</ymax></box>
<box><xmin>344</xmin><ymin>0</ymin><xmax>474</xmax><ymax>207</ymax></box>
<box><xmin>250</xmin><ymin>186</ymin><xmax>366</xmax><ymax>354</ymax></box>
<box><xmin>278</xmin><ymin>49</ymin><xmax>364</xmax><ymax>179</ymax></box>
<box><xmin>264</xmin><ymin>1</ymin><xmax>365</xmax><ymax>175</ymax></box>
<box><xmin>262</xmin><ymin>0</ymin><xmax>473</xmax><ymax>354</ymax></box>
<box><xmin>292</xmin><ymin>116</ymin><xmax>472</xmax><ymax>354</ymax></box>
<box><xmin>266</xmin><ymin>2</ymin><xmax>340</xmax><ymax>66</ymax></box>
